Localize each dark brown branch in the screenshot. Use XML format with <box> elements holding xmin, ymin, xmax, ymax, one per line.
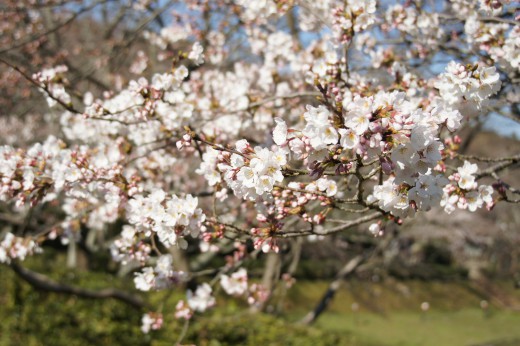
<box><xmin>10</xmin><ymin>262</ymin><xmax>149</xmax><ymax>310</ymax></box>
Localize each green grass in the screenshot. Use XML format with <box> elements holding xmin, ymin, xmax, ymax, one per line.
<box><xmin>286</xmin><ymin>280</ymin><xmax>488</xmax><ymax>314</ymax></box>
<box><xmin>315</xmin><ymin>309</ymin><xmax>520</xmax><ymax>346</ymax></box>
<box><xmin>2</xmin><ymin>253</ymin><xmax>520</xmax><ymax>346</ymax></box>
<box><xmin>284</xmin><ymin>280</ymin><xmax>520</xmax><ymax>346</ymax></box>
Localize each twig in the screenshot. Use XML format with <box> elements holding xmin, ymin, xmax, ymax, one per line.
<box><xmin>0</xmin><ymin>0</ymin><xmax>110</xmax><ymax>54</ymax></box>
<box><xmin>278</xmin><ymin>212</ymin><xmax>381</xmax><ymax>237</ymax></box>
<box><xmin>175</xmin><ymin>318</ymin><xmax>190</xmax><ymax>346</ymax></box>
<box><xmin>476</xmin><ymin>155</ymin><xmax>520</xmax><ymax>179</ymax></box>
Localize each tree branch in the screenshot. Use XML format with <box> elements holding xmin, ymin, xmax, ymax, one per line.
<box><xmin>10</xmin><ymin>262</ymin><xmax>149</xmax><ymax>310</ymax></box>
<box><xmin>278</xmin><ymin>212</ymin><xmax>381</xmax><ymax>238</ymax></box>
<box><xmin>476</xmin><ymin>154</ymin><xmax>520</xmax><ymax>179</ymax></box>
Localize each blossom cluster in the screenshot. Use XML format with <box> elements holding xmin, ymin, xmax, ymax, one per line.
<box><xmin>331</xmin><ymin>0</ymin><xmax>377</xmax><ymax>45</ymax></box>
<box><xmin>385</xmin><ymin>4</ymin><xmax>444</xmax><ymax>51</ymax></box>
<box><xmin>220</xmin><ymin>268</ymin><xmax>248</xmax><ymax>296</ymax></box>
<box><xmin>0</xmin><ymin>232</ymin><xmax>39</xmax><ymax>264</ymax></box>
<box><xmin>441</xmin><ymin>161</ymin><xmax>494</xmax><ymax>213</ymax></box>
<box><xmin>249</xmin><ymin>177</ymin><xmax>338</xmax><ymax>253</ymax></box>
<box><xmin>0</xmin><ymin>134</ymin><xmax>129</xmax><ymax>239</ymax></box>
<box><xmin>140</xmin><ymin>312</ymin><xmax>163</xmax><ymax>334</ymax></box>
<box><xmin>435</xmin><ymin>62</ymin><xmax>501</xmax><ymax>114</ymax></box>
<box><xmin>110</xmin><ymin>225</ymin><xmax>152</xmax><ymax>265</ymax></box>
<box><xmin>1</xmin><ymin>136</ymin><xmax>83</xmax><ymax>207</ymax></box>
<box><xmin>198</xmin><ymin>140</ymin><xmax>287</xmax><ymax>200</ymax></box>
<box><xmin>234</xmin><ymin>0</ymin><xmax>278</xmax><ymax>22</ymax></box>
<box><xmin>172</xmin><ymin>281</ymin><xmax>228</xmax><ymax>321</ymax></box>
<box><xmin>186</xmin><ymin>283</ymin><xmax>215</xmax><ymax>312</ymax></box>
<box><xmin>126</xmin><ymin>190</ymin><xmax>205</xmax><ymax>248</ymax></box>
<box><xmin>272</xmin><ymin>83</ymin><xmax>497</xmax><ymax>220</ymax></box>
<box><xmin>33</xmin><ymin>65</ymin><xmax>71</xmax><ymax>108</ymax></box>
<box><xmin>134</xmin><ymin>254</ymin><xmax>185</xmax><ymax>291</ymax></box>
<box><xmin>465</xmin><ymin>16</ymin><xmax>520</xmax><ymax>73</ymax></box>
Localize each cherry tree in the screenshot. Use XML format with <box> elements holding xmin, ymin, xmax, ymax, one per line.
<box><xmin>0</xmin><ymin>0</ymin><xmax>519</xmax><ymax>338</ymax></box>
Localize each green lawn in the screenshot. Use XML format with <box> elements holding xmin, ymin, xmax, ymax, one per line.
<box><xmin>284</xmin><ymin>280</ymin><xmax>520</xmax><ymax>346</ymax></box>
<box><xmin>315</xmin><ymin>309</ymin><xmax>520</xmax><ymax>346</ymax></box>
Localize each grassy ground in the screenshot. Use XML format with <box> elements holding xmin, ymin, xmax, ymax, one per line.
<box><xmin>2</xmin><ymin>256</ymin><xmax>520</xmax><ymax>345</ymax></box>
<box><xmin>285</xmin><ymin>280</ymin><xmax>520</xmax><ymax>346</ymax></box>
<box><xmin>315</xmin><ymin>310</ymin><xmax>520</xmax><ymax>346</ymax></box>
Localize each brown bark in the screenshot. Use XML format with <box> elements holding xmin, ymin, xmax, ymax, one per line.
<box><xmin>10</xmin><ymin>262</ymin><xmax>149</xmax><ymax>310</ymax></box>
<box><xmin>250</xmin><ymin>252</ymin><xmax>282</xmax><ymax>313</ymax></box>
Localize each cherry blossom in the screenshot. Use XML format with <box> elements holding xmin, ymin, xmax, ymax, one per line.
<box><xmin>187</xmin><ymin>283</ymin><xmax>215</xmax><ymax>313</ymax></box>
<box><xmin>0</xmin><ymin>0</ymin><xmax>518</xmax><ymax>336</ymax></box>
<box><xmin>220</xmin><ymin>268</ymin><xmax>248</xmax><ymax>296</ymax></box>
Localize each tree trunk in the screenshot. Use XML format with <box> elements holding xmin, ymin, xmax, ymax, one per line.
<box><xmin>251</xmin><ymin>252</ymin><xmax>281</xmax><ymax>313</ymax></box>
<box><xmin>170</xmin><ymin>246</ymin><xmax>190</xmax><ymax>274</ymax></box>
<box><xmin>301</xmin><ymin>255</ymin><xmax>364</xmax><ymax>325</ymax></box>
<box><xmin>275</xmin><ymin>238</ymin><xmax>303</xmax><ymax>314</ymax></box>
